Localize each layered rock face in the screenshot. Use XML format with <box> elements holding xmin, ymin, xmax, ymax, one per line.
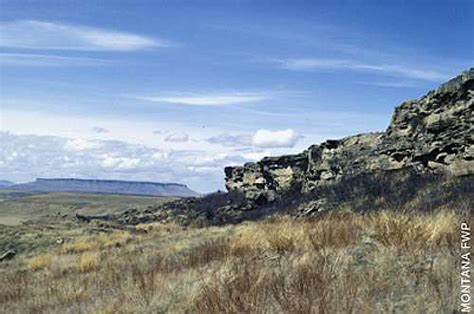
<box><xmin>225</xmin><ymin>68</ymin><xmax>474</xmax><ymax>204</ymax></box>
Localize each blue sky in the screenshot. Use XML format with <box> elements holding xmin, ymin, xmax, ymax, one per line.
<box><xmin>0</xmin><ymin>0</ymin><xmax>472</xmax><ymax>192</ymax></box>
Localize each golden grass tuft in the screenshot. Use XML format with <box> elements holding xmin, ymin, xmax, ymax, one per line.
<box><xmin>369</xmin><ymin>210</ymin><xmax>458</xmax><ymax>249</ymax></box>
<box><xmin>227</xmin><ymin>223</ymin><xmax>264</xmax><ymax>253</ymax></box>
<box><xmin>79</xmin><ymin>252</ymin><xmax>100</xmax><ymax>273</ymax></box>
<box><xmin>135</xmin><ymin>221</ymin><xmax>180</xmax><ymax>233</ymax></box>
<box><xmin>27</xmin><ymin>254</ymin><xmax>52</xmax><ymax>271</ymax></box>
<box><xmin>61</xmin><ymin>237</ymin><xmax>98</xmax><ymax>254</ymax></box>
<box><xmin>261</xmin><ymin>217</ymin><xmax>303</xmax><ymax>253</ymax></box>
<box><xmin>102</xmin><ymin>230</ymin><xmax>132</xmax><ymax>248</ymax></box>
<box><xmin>61</xmin><ymin>231</ymin><xmax>133</xmax><ymax>254</ymax></box>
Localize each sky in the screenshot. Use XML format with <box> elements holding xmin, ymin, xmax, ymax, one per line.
<box><xmin>0</xmin><ymin>0</ymin><xmax>473</xmax><ymax>192</ymax></box>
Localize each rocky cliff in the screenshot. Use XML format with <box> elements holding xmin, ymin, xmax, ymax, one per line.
<box><xmin>113</xmin><ymin>69</ymin><xmax>473</xmax><ymax>226</ymax></box>
<box><xmin>224</xmin><ymin>68</ymin><xmax>474</xmax><ymax>205</ymax></box>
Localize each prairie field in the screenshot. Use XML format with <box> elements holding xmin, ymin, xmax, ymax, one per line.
<box><xmin>0</xmin><ymin>190</ymin><xmax>175</xmax><ymax>226</ymax></box>
<box><xmin>0</xmin><ymin>209</ymin><xmax>470</xmax><ymax>313</ymax></box>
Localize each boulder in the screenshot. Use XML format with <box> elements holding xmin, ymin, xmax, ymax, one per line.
<box><xmin>0</xmin><ymin>249</ymin><xmax>16</xmax><ymax>262</ymax></box>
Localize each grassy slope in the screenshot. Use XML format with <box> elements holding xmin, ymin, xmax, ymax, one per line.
<box><xmin>1</xmin><ymin>210</ymin><xmax>470</xmax><ymax>313</ymax></box>
<box><xmin>0</xmin><ymin>190</ymin><xmax>175</xmax><ymax>226</ymax></box>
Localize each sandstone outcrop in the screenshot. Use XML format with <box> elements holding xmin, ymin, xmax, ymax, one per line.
<box><xmin>225</xmin><ymin>68</ymin><xmax>474</xmax><ymax>205</ymax></box>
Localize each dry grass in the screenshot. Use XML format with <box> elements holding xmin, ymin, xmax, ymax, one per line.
<box><xmin>135</xmin><ymin>221</ymin><xmax>181</xmax><ymax>233</ymax></box>
<box><xmin>27</xmin><ymin>253</ymin><xmax>52</xmax><ymax>271</ymax></box>
<box><xmin>0</xmin><ymin>209</ymin><xmax>468</xmax><ymax>313</ymax></box>
<box><xmin>369</xmin><ymin>210</ymin><xmax>458</xmax><ymax>249</ymax></box>
<box><xmin>60</xmin><ymin>230</ymin><xmax>132</xmax><ymax>254</ymax></box>
<box><xmin>79</xmin><ymin>252</ymin><xmax>100</xmax><ymax>273</ymax></box>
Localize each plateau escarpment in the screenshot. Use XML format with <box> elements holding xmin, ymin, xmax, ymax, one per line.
<box><xmin>8</xmin><ymin>178</ymin><xmax>199</xmax><ymax>197</ymax></box>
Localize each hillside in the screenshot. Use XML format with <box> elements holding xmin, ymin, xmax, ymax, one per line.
<box><xmin>0</xmin><ymin>210</ymin><xmax>466</xmax><ymax>313</ymax></box>
<box><xmin>8</xmin><ymin>178</ymin><xmax>200</xmax><ymax>198</ymax></box>
<box><xmin>110</xmin><ymin>68</ymin><xmax>473</xmax><ymax>226</ymax></box>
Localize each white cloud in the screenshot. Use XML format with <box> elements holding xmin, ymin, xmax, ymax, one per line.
<box><xmin>252</xmin><ymin>129</ymin><xmax>299</xmax><ymax>148</ymax></box>
<box><xmin>0</xmin><ymin>132</ymin><xmax>248</xmax><ymax>191</ymax></box>
<box><xmin>182</xmin><ymin>153</ymin><xmax>238</xmax><ymax>167</ymax></box>
<box><xmin>279</xmin><ymin>58</ymin><xmax>351</xmax><ymax>71</ymax></box>
<box><xmin>207</xmin><ymin>130</ymin><xmax>303</xmax><ymax>149</ymax></box>
<box><xmin>354</xmin><ymin>64</ymin><xmax>448</xmax><ymax>81</ymax></box>
<box><xmin>1</xmin><ymin>132</ymin><xmax>178</xmax><ymax>183</ymax></box>
<box><xmin>152</xmin><ymin>152</ymin><xmax>169</xmax><ymax>160</ymax></box>
<box><xmin>164</xmin><ymin>132</ymin><xmax>189</xmax><ymax>142</ymax></box>
<box><xmin>1</xmin><ymin>108</ymin><xmax>206</xmax><ymax>149</ymax></box>
<box><xmin>0</xmin><ymin>53</ymin><xmax>113</xmax><ymax>67</ymax></box>
<box><xmin>64</xmin><ymin>138</ymin><xmax>101</xmax><ymax>151</ymax></box>
<box><xmin>92</xmin><ymin>126</ymin><xmax>110</xmax><ymax>134</ymax></box>
<box><xmin>241</xmin><ymin>151</ymin><xmax>271</xmax><ymax>160</ymax></box>
<box><xmin>356</xmin><ymin>80</ymin><xmax>418</xmax><ymax>88</ymax></box>
<box><xmin>1</xmin><ymin>132</ymin><xmax>299</xmax><ymax>192</ymax></box>
<box><xmin>101</xmin><ymin>156</ymin><xmax>140</xmax><ymax>170</ymax></box>
<box><xmin>137</xmin><ymin>93</ymin><xmax>268</xmax><ymax>106</ymax></box>
<box><xmin>206</xmin><ymin>133</ymin><xmax>252</xmax><ymax>147</ymax></box>
<box><xmin>0</xmin><ymin>20</ymin><xmax>165</xmax><ymax>51</ymax></box>
<box><xmin>275</xmin><ymin>58</ymin><xmax>449</xmax><ymax>81</ymax></box>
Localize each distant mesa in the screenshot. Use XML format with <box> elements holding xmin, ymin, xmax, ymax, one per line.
<box><xmin>6</xmin><ymin>178</ymin><xmax>200</xmax><ymax>197</ymax></box>
<box><xmin>0</xmin><ymin>180</ymin><xmax>15</xmax><ymax>188</ymax></box>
